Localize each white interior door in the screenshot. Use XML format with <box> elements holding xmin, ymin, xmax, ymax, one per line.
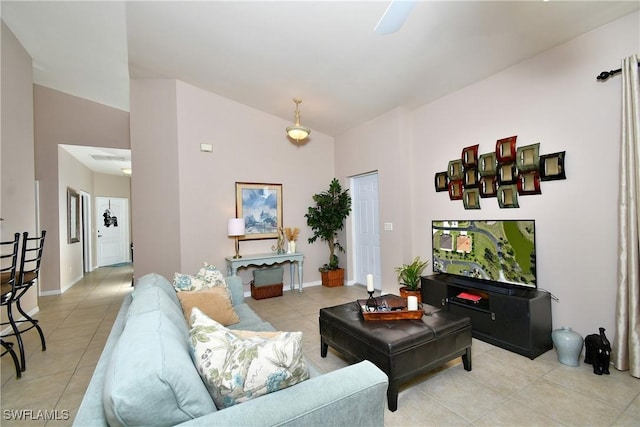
<box><xmin>352</xmin><ymin>173</ymin><xmax>382</xmax><ymax>290</ymax></box>
<box><xmin>96</xmin><ymin>197</ymin><xmax>130</xmax><ymax>267</ymax></box>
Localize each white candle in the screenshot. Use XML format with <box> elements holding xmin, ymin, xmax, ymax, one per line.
<box><xmin>407</xmin><ymin>296</ymin><xmax>418</xmax><ymax>311</ymax></box>
<box><xmin>366</xmin><ymin>274</ymin><xmax>374</xmax><ymax>292</ymax></box>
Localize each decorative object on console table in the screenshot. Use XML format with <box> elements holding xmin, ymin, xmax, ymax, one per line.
<box><xmin>552</xmin><ymin>326</ymin><xmax>583</xmax><ymax>367</ymax></box>
<box><xmin>227</xmin><ymin>218</ymin><xmax>245</xmax><ymax>259</ymax></box>
<box><xmin>395</xmin><ymin>256</ymin><xmax>429</xmax><ymax>303</ymax></box>
<box><xmin>284</xmin><ymin>227</ymin><xmax>300</xmax><ymax>254</ymax></box>
<box><xmin>305</xmin><ymin>178</ymin><xmax>352</xmax><ymax>287</ymax></box>
<box><xmin>271</xmin><ymin>227</ymin><xmax>285</xmax><ymax>254</ymax></box>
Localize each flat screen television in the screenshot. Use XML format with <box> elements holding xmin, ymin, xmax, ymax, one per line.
<box><xmin>432</xmin><ymin>220</ymin><xmax>536</xmax><ymax>290</ymax></box>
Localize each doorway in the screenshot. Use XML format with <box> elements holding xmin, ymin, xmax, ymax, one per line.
<box><xmin>80</xmin><ymin>191</ymin><xmax>92</xmax><ymax>273</ymax></box>
<box><xmin>351</xmin><ymin>172</ymin><xmax>381</xmax><ymax>290</ymax></box>
<box><xmin>96</xmin><ymin>197</ymin><xmax>130</xmax><ymax>266</ymax></box>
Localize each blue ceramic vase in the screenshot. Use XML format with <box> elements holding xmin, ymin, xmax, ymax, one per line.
<box><xmin>552</xmin><ymin>327</ymin><xmax>583</xmax><ymax>367</ymax></box>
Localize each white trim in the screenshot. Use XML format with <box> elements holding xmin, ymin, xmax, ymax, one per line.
<box><xmin>0</xmin><ymin>306</ymin><xmax>40</xmax><ymax>336</ymax></box>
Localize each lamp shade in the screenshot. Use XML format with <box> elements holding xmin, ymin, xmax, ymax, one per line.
<box><xmin>286</xmin><ymin>125</ymin><xmax>310</xmax><ymax>141</ymax></box>
<box><xmin>228</xmin><ymin>218</ymin><xmax>245</xmax><ymax>236</ymax></box>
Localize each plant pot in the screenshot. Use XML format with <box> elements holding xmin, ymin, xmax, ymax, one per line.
<box><xmin>399</xmin><ymin>287</ymin><xmax>422</xmax><ymax>303</ymax></box>
<box><xmin>321</xmin><ymin>268</ymin><xmax>344</xmax><ymax>287</ymax></box>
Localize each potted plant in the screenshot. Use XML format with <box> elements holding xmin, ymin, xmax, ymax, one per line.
<box><xmin>395</xmin><ymin>256</ymin><xmax>430</xmax><ymax>302</ymax></box>
<box><xmin>305</xmin><ymin>178</ymin><xmax>352</xmax><ymax>287</ymax></box>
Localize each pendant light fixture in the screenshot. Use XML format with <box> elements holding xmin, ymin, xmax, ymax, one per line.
<box><xmin>286</xmin><ymin>98</ymin><xmax>310</xmax><ymax>142</ymax></box>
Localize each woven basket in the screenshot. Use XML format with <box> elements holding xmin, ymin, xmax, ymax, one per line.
<box><xmin>250</xmin><ymin>282</ymin><xmax>283</xmax><ymax>300</ymax></box>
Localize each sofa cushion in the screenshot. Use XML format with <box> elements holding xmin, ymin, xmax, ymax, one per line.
<box><xmin>134</xmin><ymin>273</ymin><xmax>180</xmax><ymax>307</ymax></box>
<box><xmin>189</xmin><ymin>308</ymin><xmax>310</xmax><ymax>409</ymax></box>
<box><xmin>228</xmin><ymin>303</ymin><xmax>266</xmax><ymax>330</ymax></box>
<box><xmin>103</xmin><ymin>310</ymin><xmax>216</xmax><ymax>427</ymax></box>
<box><xmin>225</xmin><ymin>275</ymin><xmax>244</xmax><ymax>307</ymax></box>
<box><xmin>177</xmin><ymin>287</ymin><xmax>240</xmax><ymax>326</ymax></box>
<box><xmin>129</xmin><ymin>286</ymin><xmax>189</xmax><ymax>335</ymax></box>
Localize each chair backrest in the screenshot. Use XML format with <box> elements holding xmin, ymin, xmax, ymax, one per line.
<box><xmin>1</xmin><ymin>233</ymin><xmax>21</xmax><ymax>300</ymax></box>
<box><xmin>17</xmin><ymin>231</ymin><xmax>46</xmax><ymax>289</ymax></box>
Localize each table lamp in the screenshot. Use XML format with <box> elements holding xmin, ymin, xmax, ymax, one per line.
<box><xmin>228</xmin><ymin>218</ymin><xmax>245</xmax><ymax>259</ymax></box>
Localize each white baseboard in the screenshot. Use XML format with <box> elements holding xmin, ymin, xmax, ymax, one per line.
<box><xmin>1</xmin><ymin>306</ymin><xmax>40</xmax><ymax>336</ymax></box>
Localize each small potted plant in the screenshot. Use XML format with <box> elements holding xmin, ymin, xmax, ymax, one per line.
<box><xmin>305</xmin><ymin>178</ymin><xmax>352</xmax><ymax>287</ymax></box>
<box><xmin>395</xmin><ymin>256</ymin><xmax>429</xmax><ymax>302</ymax></box>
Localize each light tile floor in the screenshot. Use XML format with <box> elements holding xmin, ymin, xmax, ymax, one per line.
<box><xmin>0</xmin><ymin>265</ymin><xmax>638</xmax><ymax>426</ymax></box>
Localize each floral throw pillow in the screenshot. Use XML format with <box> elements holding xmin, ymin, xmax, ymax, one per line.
<box><xmin>189</xmin><ymin>308</ymin><xmax>310</xmax><ymax>409</ymax></box>
<box><xmin>173</xmin><ymin>273</ymin><xmax>209</xmax><ymax>292</ymax></box>
<box><xmin>173</xmin><ymin>263</ymin><xmax>229</xmax><ymax>298</ymax></box>
<box><xmin>197</xmin><ymin>262</ymin><xmax>227</xmax><ymax>287</ymax></box>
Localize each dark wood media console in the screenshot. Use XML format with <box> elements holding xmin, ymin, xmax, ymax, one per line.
<box><xmin>421</xmin><ymin>274</ymin><xmax>552</xmax><ymax>359</ymax></box>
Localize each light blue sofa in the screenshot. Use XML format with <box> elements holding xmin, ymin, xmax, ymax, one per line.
<box><xmin>73</xmin><ymin>273</ymin><xmax>388</xmax><ymax>426</ymax></box>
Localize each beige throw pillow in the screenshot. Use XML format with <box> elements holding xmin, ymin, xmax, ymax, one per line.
<box><xmin>177</xmin><ymin>287</ymin><xmax>240</xmax><ymax>326</ymax></box>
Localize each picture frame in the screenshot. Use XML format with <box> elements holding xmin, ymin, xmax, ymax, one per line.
<box><xmin>461</xmin><ymin>144</ymin><xmax>479</xmax><ymax>167</ymax></box>
<box><xmin>448</xmin><ymin>180</ymin><xmax>463</xmax><ymax>200</ymax></box>
<box><xmin>517</xmin><ymin>171</ymin><xmax>542</xmax><ymax>195</ymax></box>
<box><xmin>463</xmin><ymin>188</ymin><xmax>481</xmax><ymax>210</ymax></box>
<box><xmin>516</xmin><ymin>143</ymin><xmax>540</xmax><ymax>172</ymax></box>
<box><xmin>495</xmin><ymin>135</ymin><xmax>517</xmax><ymax>163</ymax></box>
<box><xmin>434</xmin><ymin>172</ymin><xmax>449</xmax><ymax>192</ymax></box>
<box><xmin>67</xmin><ymin>187</ymin><xmax>80</xmax><ymax>244</ymax></box>
<box><xmin>497</xmin><ymin>162</ymin><xmax>518</xmax><ymax>185</ymax></box>
<box><xmin>539</xmin><ymin>151</ymin><xmax>566</xmax><ymax>181</ymax></box>
<box><xmin>463</xmin><ymin>166</ymin><xmax>478</xmax><ymax>188</ymax></box>
<box><xmin>479</xmin><ymin>175</ymin><xmax>498</xmax><ymax>198</ymax></box>
<box><xmin>447</xmin><ymin>159</ymin><xmax>463</xmax><ymax>180</ymax></box>
<box><xmin>235</xmin><ymin>182</ymin><xmax>283</xmax><ymax>240</ymax></box>
<box><xmin>497</xmin><ymin>185</ymin><xmax>519</xmax><ymax>208</ymax></box>
<box><xmin>478</xmin><ymin>152</ymin><xmax>497</xmax><ymax>176</ymax></box>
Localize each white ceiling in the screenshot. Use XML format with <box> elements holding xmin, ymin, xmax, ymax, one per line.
<box><xmin>2</xmin><ymin>1</ymin><xmax>639</xmax><ymax>174</ymax></box>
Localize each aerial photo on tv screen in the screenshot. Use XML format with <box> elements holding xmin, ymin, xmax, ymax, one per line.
<box><xmin>432</xmin><ymin>220</ymin><xmax>536</xmax><ymax>287</ymax></box>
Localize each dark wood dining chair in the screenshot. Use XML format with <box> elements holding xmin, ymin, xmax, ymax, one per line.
<box><xmin>1</xmin><ymin>232</ymin><xmax>22</xmax><ymax>378</ymax></box>
<box><xmin>1</xmin><ymin>231</ymin><xmax>47</xmax><ymax>371</ymax></box>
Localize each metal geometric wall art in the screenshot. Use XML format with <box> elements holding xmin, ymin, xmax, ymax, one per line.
<box><xmin>435</xmin><ymin>137</ymin><xmax>566</xmax><ymax>209</ymax></box>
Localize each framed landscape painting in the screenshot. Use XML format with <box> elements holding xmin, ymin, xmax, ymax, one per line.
<box><xmin>235</xmin><ymin>182</ymin><xmax>283</xmax><ymax>240</ymax></box>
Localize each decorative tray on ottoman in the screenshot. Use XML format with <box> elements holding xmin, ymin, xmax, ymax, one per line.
<box><xmin>357</xmin><ymin>295</ymin><xmax>424</xmax><ymax>321</ymax></box>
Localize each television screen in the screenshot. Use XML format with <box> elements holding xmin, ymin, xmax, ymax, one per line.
<box><xmin>432</xmin><ymin>220</ymin><xmax>536</xmax><ymax>289</ymax></box>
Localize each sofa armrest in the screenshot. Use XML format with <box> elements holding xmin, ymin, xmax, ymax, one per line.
<box><xmin>226</xmin><ymin>275</ymin><xmax>245</xmax><ymax>306</ymax></box>
<box><xmin>178</xmin><ymin>361</ymin><xmax>388</xmax><ymax>427</ymax></box>
<box><xmin>73</xmin><ymin>294</ymin><xmax>133</xmax><ymax>427</ymax></box>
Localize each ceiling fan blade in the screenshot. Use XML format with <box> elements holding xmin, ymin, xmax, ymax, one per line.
<box><xmin>374</xmin><ymin>0</ymin><xmax>417</xmax><ymax>35</ymax></box>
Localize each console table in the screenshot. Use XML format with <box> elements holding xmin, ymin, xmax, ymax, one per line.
<box><xmin>225</xmin><ymin>252</ymin><xmax>304</xmax><ymax>293</ymax></box>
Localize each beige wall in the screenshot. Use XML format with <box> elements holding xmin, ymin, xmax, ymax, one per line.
<box><xmin>131</xmin><ymin>79</ymin><xmax>335</xmax><ymax>289</ymax></box>
<box><xmin>1</xmin><ymin>22</ymin><xmax>38</xmax><ymax>320</ymax></box>
<box><xmin>57</xmin><ymin>148</ymin><xmax>93</xmax><ymax>292</ymax></box>
<box><xmin>34</xmin><ymin>85</ymin><xmax>129</xmax><ymax>293</ymax></box>
<box><xmin>129</xmin><ymin>79</ymin><xmax>182</xmax><ymax>280</ymax></box>
<box><xmin>336</xmin><ymin>11</ymin><xmax>639</xmax><ymax>339</ymax></box>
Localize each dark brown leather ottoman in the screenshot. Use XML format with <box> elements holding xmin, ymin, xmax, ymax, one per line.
<box><xmin>319</xmin><ymin>296</ymin><xmax>472</xmax><ymax>412</ymax></box>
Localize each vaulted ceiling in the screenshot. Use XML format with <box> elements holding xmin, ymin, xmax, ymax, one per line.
<box><xmin>3</xmin><ymin>1</ymin><xmax>638</xmax><ymax>138</ymax></box>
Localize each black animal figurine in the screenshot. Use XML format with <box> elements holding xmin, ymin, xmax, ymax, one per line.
<box><xmin>584</xmin><ymin>327</ymin><xmax>611</xmax><ymax>375</ymax></box>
